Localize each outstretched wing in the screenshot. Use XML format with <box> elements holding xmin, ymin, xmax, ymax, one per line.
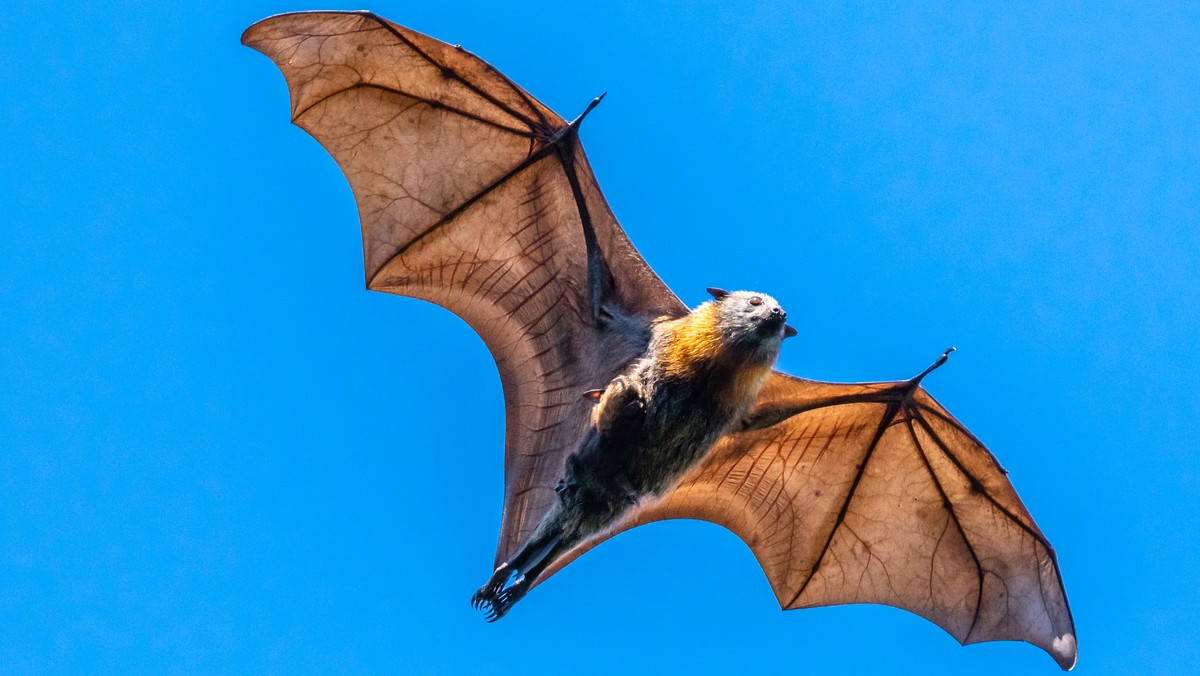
<box><xmin>242</xmin><ymin>11</ymin><xmax>686</xmax><ymax>564</ymax></box>
<box><xmin>543</xmin><ymin>371</ymin><xmax>1077</xmax><ymax>669</ymax></box>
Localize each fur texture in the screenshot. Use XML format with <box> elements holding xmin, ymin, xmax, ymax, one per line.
<box><xmin>472</xmin><ymin>291</ymin><xmax>791</xmax><ymax>618</ymax></box>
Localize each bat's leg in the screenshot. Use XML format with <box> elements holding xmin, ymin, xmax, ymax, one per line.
<box><xmin>470</xmin><ymin>562</ymin><xmax>513</xmax><ymax>612</ymax></box>
<box><xmin>474</xmin><ymin>486</ymin><xmax>634</xmax><ymax>620</ymax></box>
<box><xmin>471</xmin><ymin>519</ymin><xmax>565</xmax><ymax>621</ymax></box>
<box><xmin>485</xmin><ymin>536</ymin><xmax>575</xmax><ymax>621</ymax></box>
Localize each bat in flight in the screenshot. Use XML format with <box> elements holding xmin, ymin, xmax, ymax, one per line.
<box><xmin>243</xmin><ymin>11</ymin><xmax>1076</xmax><ymax>670</ymax></box>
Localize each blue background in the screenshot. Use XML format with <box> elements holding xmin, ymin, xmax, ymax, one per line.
<box><xmin>2</xmin><ymin>1</ymin><xmax>1197</xmax><ymax>673</ymax></box>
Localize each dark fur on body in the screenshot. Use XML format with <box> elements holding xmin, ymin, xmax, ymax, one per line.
<box><xmin>473</xmin><ymin>290</ymin><xmax>794</xmax><ymax>619</ymax></box>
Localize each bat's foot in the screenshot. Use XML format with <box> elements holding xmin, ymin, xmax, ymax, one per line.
<box><xmin>471</xmin><ymin>562</ymin><xmax>533</xmax><ymax>622</ymax></box>
<box><xmin>473</xmin><ymin>527</ymin><xmax>566</xmax><ymax>621</ymax></box>
<box><xmin>474</xmin><ymin>574</ymin><xmax>532</xmax><ymax>622</ymax></box>
<box><xmin>471</xmin><ymin>562</ymin><xmax>511</xmax><ymax>613</ymax></box>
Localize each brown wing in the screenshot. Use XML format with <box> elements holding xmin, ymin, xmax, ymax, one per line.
<box><xmin>242</xmin><ymin>11</ymin><xmax>686</xmax><ymax>564</ymax></box>
<box><xmin>542</xmin><ymin>371</ymin><xmax>1077</xmax><ymax>670</ymax></box>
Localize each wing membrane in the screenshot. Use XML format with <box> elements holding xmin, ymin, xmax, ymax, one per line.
<box><xmin>542</xmin><ymin>372</ymin><xmax>1076</xmax><ymax>669</ymax></box>
<box><xmin>244</xmin><ymin>11</ymin><xmax>685</xmax><ymax>562</ymax></box>
<box><xmin>245</xmin><ymin>15</ymin><xmax>1074</xmax><ymax>667</ymax></box>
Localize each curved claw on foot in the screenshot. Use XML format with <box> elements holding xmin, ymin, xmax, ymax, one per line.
<box><xmin>471</xmin><ymin>563</ymin><xmax>510</xmax><ymax>611</ymax></box>
<box><xmin>471</xmin><ymin>563</ymin><xmax>532</xmax><ymax>622</ymax></box>
<box><xmin>482</xmin><ymin>576</ymin><xmax>531</xmax><ymax>622</ymax></box>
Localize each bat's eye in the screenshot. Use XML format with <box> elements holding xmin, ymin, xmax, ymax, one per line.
<box><xmin>749</xmin><ymin>296</ymin><xmax>763</xmax><ymax>306</ymax></box>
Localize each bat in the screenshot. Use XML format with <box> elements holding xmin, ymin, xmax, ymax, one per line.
<box><xmin>243</xmin><ymin>11</ymin><xmax>1076</xmax><ymax>670</ymax></box>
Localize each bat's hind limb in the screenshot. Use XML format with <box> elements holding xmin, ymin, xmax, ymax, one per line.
<box><xmin>470</xmin><ymin>561</ymin><xmax>526</xmax><ymax>622</ymax></box>
<box><xmin>471</xmin><ymin>524</ymin><xmax>572</xmax><ymax>621</ymax></box>
<box><xmin>473</xmin><ymin>453</ymin><xmax>630</xmax><ymax>621</ymax></box>
<box><xmin>475</xmin><ymin>571</ymin><xmax>534</xmax><ymax>622</ymax></box>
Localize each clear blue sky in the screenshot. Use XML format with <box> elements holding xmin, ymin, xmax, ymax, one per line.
<box><xmin>2</xmin><ymin>1</ymin><xmax>1197</xmax><ymax>673</ymax></box>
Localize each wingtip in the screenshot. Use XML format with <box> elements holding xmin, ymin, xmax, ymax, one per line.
<box><xmin>1051</xmin><ymin>632</ymin><xmax>1078</xmax><ymax>670</ymax></box>
<box><xmin>240</xmin><ymin>19</ymin><xmax>263</xmax><ymax>47</ymax></box>
<box><xmin>241</xmin><ymin>10</ymin><xmax>379</xmax><ymax>49</ymax></box>
<box><xmin>241</xmin><ymin>12</ymin><xmax>292</xmax><ymax>48</ymax></box>
<box><xmin>241</xmin><ymin>12</ymin><xmax>293</xmax><ymax>49</ymax></box>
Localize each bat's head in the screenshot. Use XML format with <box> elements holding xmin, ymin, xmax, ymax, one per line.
<box><xmin>705</xmin><ymin>288</ymin><xmax>798</xmax><ymax>363</ymax></box>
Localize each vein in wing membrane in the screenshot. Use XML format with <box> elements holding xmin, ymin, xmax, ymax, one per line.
<box><xmin>370</xmin><ymin>156</ymin><xmax>595</xmax><ymax>555</ymax></box>
<box><xmin>248</xmin><ymin>11</ymin><xmax>1073</xmax><ymax>669</ymax></box>
<box><xmin>245</xmin><ymin>11</ymin><xmax>684</xmax><ymax>565</ymax></box>
<box><xmin>539</xmin><ymin>373</ymin><xmax>1076</xmax><ymax>669</ymax></box>
<box><xmin>290</xmin><ymin>67</ymin><xmax>545</xmax><ymax>283</ymax></box>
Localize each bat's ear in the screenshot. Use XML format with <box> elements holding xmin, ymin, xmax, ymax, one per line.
<box><xmin>706</xmin><ymin>287</ymin><xmax>730</xmax><ymax>301</ymax></box>
<box><xmin>582</xmin><ymin>389</ymin><xmax>604</xmax><ymax>402</ymax></box>
<box><xmin>784</xmin><ymin>324</ymin><xmax>798</xmax><ymax>339</ymax></box>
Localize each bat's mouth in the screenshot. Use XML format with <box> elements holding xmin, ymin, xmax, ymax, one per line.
<box><xmin>758</xmin><ymin>309</ymin><xmax>789</xmax><ymax>336</ymax></box>
<box><xmin>756</xmin><ymin>307</ymin><xmax>798</xmax><ymax>339</ymax></box>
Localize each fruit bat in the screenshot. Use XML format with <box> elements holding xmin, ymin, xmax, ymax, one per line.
<box><xmin>243</xmin><ymin>11</ymin><xmax>1077</xmax><ymax>670</ymax></box>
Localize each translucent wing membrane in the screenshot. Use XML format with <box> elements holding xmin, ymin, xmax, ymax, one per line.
<box><xmin>247</xmin><ymin>13</ymin><xmax>1073</xmax><ymax>668</ymax></box>
<box><xmin>543</xmin><ymin>374</ymin><xmax>1076</xmax><ymax>669</ymax></box>
<box><xmin>244</xmin><ymin>11</ymin><xmax>684</xmax><ymax>563</ymax></box>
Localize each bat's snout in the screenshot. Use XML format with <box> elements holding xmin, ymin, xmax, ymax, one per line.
<box><xmin>761</xmin><ymin>304</ymin><xmax>796</xmax><ymax>339</ymax></box>
<box><xmin>773</xmin><ymin>307</ymin><xmax>799</xmax><ymax>339</ymax></box>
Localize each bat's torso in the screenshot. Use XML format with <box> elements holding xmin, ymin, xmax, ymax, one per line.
<box><xmin>555</xmin><ymin>293</ymin><xmax>788</xmax><ymax>538</ymax></box>
<box><xmin>621</xmin><ymin>356</ymin><xmax>765</xmax><ymax>495</ymax></box>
